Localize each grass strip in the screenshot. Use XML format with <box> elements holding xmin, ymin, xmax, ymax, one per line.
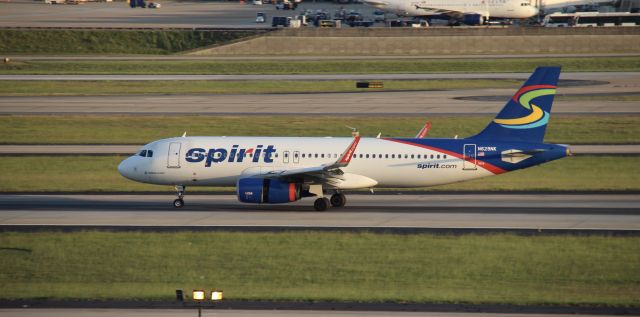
<box><xmin>0</xmin><ymin>29</ymin><xmax>261</xmax><ymax>55</ymax></box>
<box><xmin>0</xmin><ymin>155</ymin><xmax>638</xmax><ymax>192</ymax></box>
<box><xmin>1</xmin><ymin>57</ymin><xmax>639</xmax><ymax>75</ymax></box>
<box><xmin>0</xmin><ymin>231</ymin><xmax>638</xmax><ymax>305</ymax></box>
<box><xmin>0</xmin><ymin>79</ymin><xmax>523</xmax><ymax>96</ymax></box>
<box><xmin>1</xmin><ymin>115</ymin><xmax>639</xmax><ymax>145</ymax></box>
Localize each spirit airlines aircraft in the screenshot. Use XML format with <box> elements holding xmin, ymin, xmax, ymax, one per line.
<box><xmin>118</xmin><ymin>67</ymin><xmax>569</xmax><ymax>211</ymax></box>
<box><xmin>363</xmin><ymin>0</ymin><xmax>538</xmax><ymax>24</ymax></box>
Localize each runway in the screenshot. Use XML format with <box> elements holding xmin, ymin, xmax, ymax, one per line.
<box><xmin>2</xmin><ymin>72</ymin><xmax>637</xmax><ymax>115</ymax></box>
<box><xmin>1</xmin><ymin>194</ymin><xmax>639</xmax><ymax>230</ymax></box>
<box><xmin>1</xmin><ymin>145</ymin><xmax>638</xmax><ymax>155</ymax></box>
<box><xmin>1</xmin><ymin>91</ymin><xmax>638</xmax><ymax>115</ymax></box>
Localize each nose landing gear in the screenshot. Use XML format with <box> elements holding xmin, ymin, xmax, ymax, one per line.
<box><xmin>173</xmin><ymin>185</ymin><xmax>185</xmax><ymax>208</ymax></box>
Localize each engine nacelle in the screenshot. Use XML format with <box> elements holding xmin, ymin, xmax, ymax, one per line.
<box><xmin>463</xmin><ymin>13</ymin><xmax>485</xmax><ymax>25</ymax></box>
<box><xmin>237</xmin><ymin>178</ymin><xmax>302</xmax><ymax>204</ymax></box>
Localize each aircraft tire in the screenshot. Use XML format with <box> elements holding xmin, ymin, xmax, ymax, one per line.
<box><xmin>330</xmin><ymin>193</ymin><xmax>346</xmax><ymax>208</ymax></box>
<box><xmin>314</xmin><ymin>197</ymin><xmax>330</xmax><ymax>211</ymax></box>
<box><xmin>173</xmin><ymin>198</ymin><xmax>184</xmax><ymax>208</ymax></box>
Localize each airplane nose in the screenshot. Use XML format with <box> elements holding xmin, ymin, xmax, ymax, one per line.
<box><xmin>118</xmin><ymin>157</ymin><xmax>136</xmax><ymax>180</ymax></box>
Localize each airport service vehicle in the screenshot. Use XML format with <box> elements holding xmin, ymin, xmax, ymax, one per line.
<box><xmin>362</xmin><ymin>0</ymin><xmax>538</xmax><ymax>25</ymax></box>
<box><xmin>543</xmin><ymin>12</ymin><xmax>640</xmax><ymax>26</ymax></box>
<box><xmin>119</xmin><ymin>67</ymin><xmax>570</xmax><ymax>211</ymax></box>
<box><xmin>256</xmin><ymin>12</ymin><xmax>266</xmax><ymax>23</ymax></box>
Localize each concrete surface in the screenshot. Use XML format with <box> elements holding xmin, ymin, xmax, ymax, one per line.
<box><xmin>1</xmin><ymin>194</ymin><xmax>638</xmax><ymax>229</ymax></box>
<box><xmin>1</xmin><ymin>72</ymin><xmax>637</xmax><ymax>114</ymax></box>
<box><xmin>2</xmin><ymin>91</ymin><xmax>637</xmax><ymax>115</ymax></box>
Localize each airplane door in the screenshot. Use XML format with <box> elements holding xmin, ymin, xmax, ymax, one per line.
<box><xmin>293</xmin><ymin>151</ymin><xmax>300</xmax><ymax>164</ymax></box>
<box><xmin>463</xmin><ymin>144</ymin><xmax>477</xmax><ymax>170</ymax></box>
<box><xmin>167</xmin><ymin>142</ymin><xmax>181</xmax><ymax>168</ymax></box>
<box><xmin>283</xmin><ymin>151</ymin><xmax>290</xmax><ymax>164</ymax></box>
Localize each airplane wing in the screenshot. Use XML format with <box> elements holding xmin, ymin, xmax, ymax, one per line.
<box><xmin>262</xmin><ymin>136</ymin><xmax>361</xmax><ymax>183</ymax></box>
<box><xmin>412</xmin><ymin>3</ymin><xmax>461</xmax><ymax>15</ymax></box>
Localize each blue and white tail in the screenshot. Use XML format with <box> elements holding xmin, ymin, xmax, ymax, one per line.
<box><xmin>470</xmin><ymin>66</ymin><xmax>561</xmax><ymax>143</ymax></box>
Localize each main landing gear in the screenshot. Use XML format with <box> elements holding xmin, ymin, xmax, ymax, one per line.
<box><xmin>173</xmin><ymin>185</ymin><xmax>185</xmax><ymax>208</ymax></box>
<box><xmin>313</xmin><ymin>192</ymin><xmax>347</xmax><ymax>211</ymax></box>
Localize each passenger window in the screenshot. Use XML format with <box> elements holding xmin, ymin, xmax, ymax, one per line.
<box><xmin>392</xmin><ymin>154</ymin><xmax>395</xmax><ymax>158</ymax></box>
<box><xmin>430</xmin><ymin>154</ymin><xmax>434</xmax><ymax>159</ymax></box>
<box><xmin>147</xmin><ymin>150</ymin><xmax>153</xmax><ymax>157</ymax></box>
<box><xmin>366</xmin><ymin>154</ymin><xmax>370</xmax><ymax>158</ymax></box>
<box><xmin>139</xmin><ymin>150</ymin><xmax>147</xmax><ymax>157</ymax></box>
<box><xmin>411</xmin><ymin>154</ymin><xmax>415</xmax><ymax>159</ymax></box>
<box><xmin>315</xmin><ymin>154</ymin><xmax>318</xmax><ymax>158</ymax></box>
<box><xmin>437</xmin><ymin>154</ymin><xmax>441</xmax><ymax>159</ymax></box>
<box><xmin>385</xmin><ymin>154</ymin><xmax>389</xmax><ymax>159</ymax></box>
<box><xmin>404</xmin><ymin>154</ymin><xmax>408</xmax><ymax>159</ymax></box>
<box><xmin>444</xmin><ymin>155</ymin><xmax>447</xmax><ymax>159</ymax></box>
<box><xmin>302</xmin><ymin>153</ymin><xmax>306</xmax><ymax>158</ymax></box>
<box><xmin>321</xmin><ymin>154</ymin><xmax>325</xmax><ymax>158</ymax></box>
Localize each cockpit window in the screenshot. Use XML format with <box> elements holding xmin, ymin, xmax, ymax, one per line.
<box><xmin>147</xmin><ymin>150</ymin><xmax>153</xmax><ymax>157</ymax></box>
<box><xmin>139</xmin><ymin>150</ymin><xmax>147</xmax><ymax>157</ymax></box>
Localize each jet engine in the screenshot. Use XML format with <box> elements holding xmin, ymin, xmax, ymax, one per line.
<box><xmin>237</xmin><ymin>178</ymin><xmax>302</xmax><ymax>204</ymax></box>
<box><xmin>462</xmin><ymin>13</ymin><xmax>487</xmax><ymax>25</ymax></box>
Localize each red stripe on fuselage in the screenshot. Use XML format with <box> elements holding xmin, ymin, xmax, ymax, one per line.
<box><xmin>512</xmin><ymin>85</ymin><xmax>556</xmax><ymax>103</ymax></box>
<box><xmin>383</xmin><ymin>138</ymin><xmax>506</xmax><ymax>175</ymax></box>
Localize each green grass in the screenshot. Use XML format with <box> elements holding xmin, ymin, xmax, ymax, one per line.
<box><xmin>1</xmin><ymin>57</ymin><xmax>639</xmax><ymax>74</ymax></box>
<box><xmin>1</xmin><ymin>115</ymin><xmax>639</xmax><ymax>145</ymax></box>
<box><xmin>0</xmin><ymin>29</ymin><xmax>261</xmax><ymax>55</ymax></box>
<box><xmin>0</xmin><ymin>79</ymin><xmax>523</xmax><ymax>96</ymax></box>
<box><xmin>0</xmin><ymin>231</ymin><xmax>638</xmax><ymax>305</ymax></box>
<box><xmin>0</xmin><ymin>155</ymin><xmax>638</xmax><ymax>192</ymax></box>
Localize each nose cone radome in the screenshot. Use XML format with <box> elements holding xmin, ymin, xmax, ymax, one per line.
<box><xmin>118</xmin><ymin>157</ymin><xmax>136</xmax><ymax>181</ymax></box>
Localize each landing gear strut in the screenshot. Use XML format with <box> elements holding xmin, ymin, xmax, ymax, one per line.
<box><xmin>173</xmin><ymin>185</ymin><xmax>185</xmax><ymax>208</ymax></box>
<box><xmin>330</xmin><ymin>193</ymin><xmax>346</xmax><ymax>208</ymax></box>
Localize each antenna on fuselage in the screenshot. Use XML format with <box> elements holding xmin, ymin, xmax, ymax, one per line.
<box><xmin>181</xmin><ymin>131</ymin><xmax>187</xmax><ymax>137</ymax></box>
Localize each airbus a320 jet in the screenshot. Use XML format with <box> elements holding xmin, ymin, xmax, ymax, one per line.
<box><xmin>119</xmin><ymin>67</ymin><xmax>570</xmax><ymax>211</ymax></box>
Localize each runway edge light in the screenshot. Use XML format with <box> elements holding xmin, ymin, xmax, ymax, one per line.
<box><xmin>211</xmin><ymin>290</ymin><xmax>224</xmax><ymax>301</ymax></box>
<box><xmin>192</xmin><ymin>290</ymin><xmax>205</xmax><ymax>301</ymax></box>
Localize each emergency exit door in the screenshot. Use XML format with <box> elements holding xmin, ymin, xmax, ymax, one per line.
<box><xmin>167</xmin><ymin>142</ymin><xmax>181</xmax><ymax>168</ymax></box>
<box><xmin>463</xmin><ymin>144</ymin><xmax>477</xmax><ymax>170</ymax></box>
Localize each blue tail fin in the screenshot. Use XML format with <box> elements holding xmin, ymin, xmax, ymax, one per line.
<box><xmin>470</xmin><ymin>66</ymin><xmax>561</xmax><ymax>143</ymax></box>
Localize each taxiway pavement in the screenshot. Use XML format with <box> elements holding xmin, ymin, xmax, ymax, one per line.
<box><xmin>1</xmin><ymin>194</ymin><xmax>638</xmax><ymax>230</ymax></box>
<box><xmin>2</xmin><ymin>72</ymin><xmax>637</xmax><ymax>115</ymax></box>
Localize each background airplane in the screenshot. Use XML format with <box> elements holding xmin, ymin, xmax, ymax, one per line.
<box><xmin>118</xmin><ymin>67</ymin><xmax>569</xmax><ymax>211</ymax></box>
<box><xmin>363</xmin><ymin>0</ymin><xmax>538</xmax><ymax>24</ymax></box>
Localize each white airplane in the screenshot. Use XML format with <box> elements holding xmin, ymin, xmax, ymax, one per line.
<box><xmin>363</xmin><ymin>0</ymin><xmax>538</xmax><ymax>24</ymax></box>
<box><xmin>539</xmin><ymin>0</ymin><xmax>615</xmax><ymax>13</ymax></box>
<box><xmin>119</xmin><ymin>67</ymin><xmax>569</xmax><ymax>211</ymax></box>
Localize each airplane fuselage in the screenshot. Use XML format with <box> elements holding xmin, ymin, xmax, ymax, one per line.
<box><xmin>119</xmin><ymin>136</ymin><xmax>568</xmax><ymax>189</ymax></box>
<box><xmin>365</xmin><ymin>0</ymin><xmax>538</xmax><ymax>19</ymax></box>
